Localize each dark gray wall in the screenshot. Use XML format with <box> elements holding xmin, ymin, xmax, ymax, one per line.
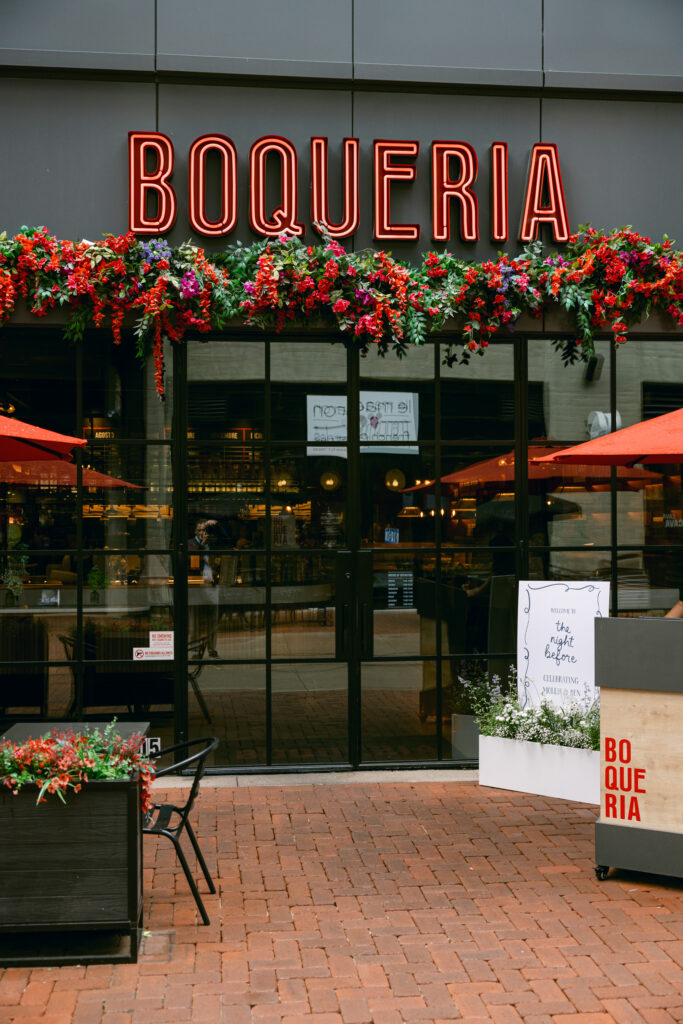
<box><xmin>0</xmin><ymin>0</ymin><xmax>154</xmax><ymax>71</ymax></box>
<box><xmin>0</xmin><ymin>79</ymin><xmax>154</xmax><ymax>239</ymax></box>
<box><xmin>0</xmin><ymin>1</ymin><xmax>682</xmax><ymax>260</ymax></box>
<box><xmin>3</xmin><ymin>0</ymin><xmax>681</xmax><ymax>89</ymax></box>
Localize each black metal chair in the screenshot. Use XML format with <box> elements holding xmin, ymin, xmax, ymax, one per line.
<box><xmin>143</xmin><ymin>736</ymin><xmax>219</xmax><ymax>925</ymax></box>
<box><xmin>187</xmin><ymin>636</ymin><xmax>213</xmax><ymax>724</ymax></box>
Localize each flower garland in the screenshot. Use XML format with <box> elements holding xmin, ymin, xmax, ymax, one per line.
<box><xmin>0</xmin><ymin>225</ymin><xmax>682</xmax><ymax>399</ymax></box>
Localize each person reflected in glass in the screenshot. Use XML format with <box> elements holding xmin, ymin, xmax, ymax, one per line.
<box><xmin>188</xmin><ymin>519</ymin><xmax>220</xmax><ymax>656</ymax></box>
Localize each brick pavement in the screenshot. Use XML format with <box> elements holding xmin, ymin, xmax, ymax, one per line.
<box><xmin>3</xmin><ymin>780</ymin><xmax>683</xmax><ymax>1024</ymax></box>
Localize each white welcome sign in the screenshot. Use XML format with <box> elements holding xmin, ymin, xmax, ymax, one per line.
<box><xmin>307</xmin><ymin>391</ymin><xmax>419</xmax><ymax>456</ymax></box>
<box><xmin>517</xmin><ymin>581</ymin><xmax>610</xmax><ymax>709</ymax></box>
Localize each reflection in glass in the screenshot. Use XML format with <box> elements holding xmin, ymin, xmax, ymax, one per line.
<box><xmin>83</xmin><ymin>336</ymin><xmax>172</xmax><ymax>441</ymax></box>
<box><xmin>271</xmin><ymin>450</ymin><xmax>347</xmax><ymax>549</ymax></box>
<box><xmin>617</xmin><ymin>465</ymin><xmax>681</xmax><ymax>547</ymax></box>
<box><xmin>441</xmin><ymin>344</ymin><xmax>515</xmax><ymax>442</ymax></box>
<box><xmin>361</xmin><ymin>446</ymin><xmax>436</xmax><ymax>546</ymax></box>
<box><xmin>187</xmin><ymin>552</ymin><xmax>265</xmax><ymax>661</ymax></box>
<box><xmin>82</xmin><ymin>445</ymin><xmax>173</xmax><ymax>549</ymax></box>
<box><xmin>272</xmin><ymin>663</ymin><xmax>348</xmax><ymax>764</ymax></box>
<box><xmin>361</xmin><ymin>660</ymin><xmax>436</xmax><ymax>762</ymax></box>
<box><xmin>271</xmin><ymin>554</ymin><xmax>336</xmax><ymax>658</ymax></box>
<box><xmin>617</xmin><ymin>550</ymin><xmax>681</xmax><ymax>617</ymax></box>
<box><xmin>528</xmin><ymin>339</ymin><xmax>610</xmax><ymax>444</ymax></box>
<box><xmin>188</xmin><ymin>444</ymin><xmax>265</xmax><ymax>551</ymax></box>
<box><xmin>371</xmin><ymin>553</ymin><xmax>435</xmax><ymax>658</ymax></box>
<box><xmin>439</xmin><ymin>550</ymin><xmax>516</xmax><ymax>657</ymax></box>
<box><xmin>188</xmin><ymin>663</ymin><xmax>266</xmax><ymax>766</ymax></box>
<box><xmin>438</xmin><ymin>657</ymin><xmax>515</xmax><ymax>759</ymax></box>
<box><xmin>52</xmin><ymin>555</ymin><xmax>174</xmax><ymax>715</ymax></box>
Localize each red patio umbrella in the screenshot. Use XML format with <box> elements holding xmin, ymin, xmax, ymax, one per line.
<box><xmin>404</xmin><ymin>445</ymin><xmax>660</xmax><ymax>491</ymax></box>
<box><xmin>0</xmin><ymin>414</ymin><xmax>86</xmax><ymax>462</ymax></box>
<box><xmin>531</xmin><ymin>409</ymin><xmax>683</xmax><ymax>466</ymax></box>
<box><xmin>0</xmin><ymin>460</ymin><xmax>142</xmax><ymax>489</ymax></box>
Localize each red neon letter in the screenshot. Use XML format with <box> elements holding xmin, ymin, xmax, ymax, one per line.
<box><xmin>519</xmin><ymin>143</ymin><xmax>570</xmax><ymax>243</ymax></box>
<box><xmin>250</xmin><ymin>136</ymin><xmax>304</xmax><ymax>237</ymax></box>
<box><xmin>311</xmin><ymin>137</ymin><xmax>360</xmax><ymax>239</ymax></box>
<box><xmin>491</xmin><ymin>142</ymin><xmax>508</xmax><ymax>242</ymax></box>
<box><xmin>128</xmin><ymin>131</ymin><xmax>177</xmax><ymax>235</ymax></box>
<box><xmin>431</xmin><ymin>141</ymin><xmax>478</xmax><ymax>242</ymax></box>
<box><xmin>373</xmin><ymin>140</ymin><xmax>420</xmax><ymax>242</ymax></box>
<box><xmin>188</xmin><ymin>134</ymin><xmax>238</xmax><ymax>237</ymax></box>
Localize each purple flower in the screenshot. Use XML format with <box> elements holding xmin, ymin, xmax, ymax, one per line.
<box><xmin>243</xmin><ymin>281</ymin><xmax>256</xmax><ymax>295</ymax></box>
<box><xmin>355</xmin><ymin>287</ymin><xmax>373</xmax><ymax>306</ymax></box>
<box><xmin>179</xmin><ymin>270</ymin><xmax>200</xmax><ymax>299</ymax></box>
<box><xmin>140</xmin><ymin>239</ymin><xmax>172</xmax><ymax>264</ymax></box>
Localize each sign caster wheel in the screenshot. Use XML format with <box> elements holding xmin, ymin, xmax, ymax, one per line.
<box><xmin>594</xmin><ymin>865</ymin><xmax>609</xmax><ymax>881</ymax></box>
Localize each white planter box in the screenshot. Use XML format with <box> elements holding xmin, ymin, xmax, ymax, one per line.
<box><xmin>479</xmin><ymin>735</ymin><xmax>600</xmax><ymax>804</ymax></box>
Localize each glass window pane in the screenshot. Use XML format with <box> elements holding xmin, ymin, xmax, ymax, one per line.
<box><xmin>271</xmin><ymin>341</ymin><xmax>346</xmax><ymax>382</ymax></box>
<box><xmin>0</xmin><ymin>332</ymin><xmax>77</xmax><ymax>435</ymax></box>
<box><xmin>528</xmin><ymin>339</ymin><xmax>611</xmax><ymax>444</ymax></box>
<box><xmin>436</xmin><ymin>446</ymin><xmax>518</xmax><ymax>547</ymax></box>
<box><xmin>441</xmin><ymin>341</ymin><xmax>514</xmax><ymax>441</ymax></box>
<box><xmin>187</xmin><ymin>339</ymin><xmax>265</xmax><ymax>439</ymax></box>
<box><xmin>361</xmin><ymin>343</ymin><xmax>435</xmax><ymax>381</ymax></box>
<box><xmin>362</xmin><ymin>445</ymin><xmax>436</xmax><ymax>547</ymax></box>
<box><xmin>371</xmin><ymin>552</ymin><xmax>436</xmax><ymax>658</ymax></box>
<box><xmin>440</xmin><ymin>550</ymin><xmax>517</xmax><ymax>656</ymax></box>
<box><xmin>439</xmin><ymin>656</ymin><xmax>515</xmax><ymax>759</ymax></box>
<box><xmin>617</xmin><ymin>550</ymin><xmax>681</xmax><ymax>617</ymax></box>
<box><xmin>188</xmin><ymin>444</ymin><xmax>266</xmax><ymax>547</ymax></box>
<box><xmin>271</xmin><ymin>448</ymin><xmax>347</xmax><ymax>549</ymax></box>
<box><xmin>272</xmin><ymin>662</ymin><xmax>348</xmax><ymax>765</ymax></box>
<box><xmin>188</xmin><ymin>554</ymin><xmax>265</xmax><ymax>661</ymax></box>
<box><xmin>83</xmin><ymin>335</ymin><xmax>173</xmax><ymax>441</ymax></box>
<box><xmin>361</xmin><ymin>660</ymin><xmax>437</xmax><ymax>762</ymax></box>
<box><xmin>189</xmin><ymin>664</ymin><xmax>267</xmax><ymax>766</ymax></box>
<box><xmin>358</xmin><ymin>379</ymin><xmax>434</xmax><ymax>444</ymax></box>
<box><xmin>83</xmin><ymin>445</ymin><xmax>173</xmax><ymax>550</ymax></box>
<box><xmin>271</xmin><ymin>554</ymin><xmax>336</xmax><ymax>658</ymax></box>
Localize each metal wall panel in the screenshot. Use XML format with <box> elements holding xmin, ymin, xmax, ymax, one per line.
<box><xmin>544</xmin><ymin>0</ymin><xmax>683</xmax><ymax>91</ymax></box>
<box><xmin>0</xmin><ymin>0</ymin><xmax>154</xmax><ymax>71</ymax></box>
<box><xmin>542</xmin><ymin>98</ymin><xmax>683</xmax><ymax>246</ymax></box>
<box><xmin>158</xmin><ymin>83</ymin><xmax>353</xmax><ymax>249</ymax></box>
<box><xmin>157</xmin><ymin>0</ymin><xmax>352</xmax><ymax>79</ymax></box>
<box><xmin>354</xmin><ymin>0</ymin><xmax>542</xmax><ymax>86</ymax></box>
<box><xmin>0</xmin><ymin>79</ymin><xmax>155</xmax><ymax>239</ymax></box>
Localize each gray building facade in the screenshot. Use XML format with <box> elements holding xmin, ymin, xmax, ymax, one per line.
<box><xmin>0</xmin><ymin>1</ymin><xmax>682</xmax><ymax>769</ymax></box>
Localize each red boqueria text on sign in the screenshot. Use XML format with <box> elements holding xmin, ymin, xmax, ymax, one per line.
<box><xmin>603</xmin><ymin>737</ymin><xmax>646</xmax><ymax>822</ymax></box>
<box><xmin>128</xmin><ymin>132</ymin><xmax>570</xmax><ymax>243</ymax></box>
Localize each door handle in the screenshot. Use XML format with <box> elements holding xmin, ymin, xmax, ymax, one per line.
<box><xmin>359</xmin><ymin>601</ymin><xmax>373</xmax><ymax>660</ymax></box>
<box><xmin>336</xmin><ymin>602</ymin><xmax>351</xmax><ymax>660</ymax></box>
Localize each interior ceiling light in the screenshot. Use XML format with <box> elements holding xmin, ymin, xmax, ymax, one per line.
<box><xmin>385</xmin><ymin>469</ymin><xmax>406</xmax><ymax>491</ymax></box>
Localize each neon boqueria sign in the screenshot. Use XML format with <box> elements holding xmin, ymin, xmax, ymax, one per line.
<box><xmin>128</xmin><ymin>132</ymin><xmax>570</xmax><ymax>243</ymax></box>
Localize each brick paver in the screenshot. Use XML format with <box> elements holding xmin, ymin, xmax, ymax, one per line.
<box><xmin>3</xmin><ymin>781</ymin><xmax>683</xmax><ymax>1023</ymax></box>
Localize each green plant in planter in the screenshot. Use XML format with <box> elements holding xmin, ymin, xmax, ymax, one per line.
<box><xmin>1</xmin><ymin>547</ymin><xmax>28</xmax><ymax>605</ymax></box>
<box><xmin>86</xmin><ymin>566</ymin><xmax>109</xmax><ymax>604</ymax></box>
<box><xmin>460</xmin><ymin>665</ymin><xmax>600</xmax><ymax>751</ymax></box>
<box><xmin>0</xmin><ymin>719</ymin><xmax>155</xmax><ymax>809</ymax></box>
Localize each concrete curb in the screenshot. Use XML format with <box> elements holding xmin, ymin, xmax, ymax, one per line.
<box><xmin>153</xmin><ymin>768</ymin><xmax>480</xmax><ymax>788</ymax></box>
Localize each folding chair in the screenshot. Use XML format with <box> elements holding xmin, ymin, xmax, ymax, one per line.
<box><xmin>143</xmin><ymin>736</ymin><xmax>219</xmax><ymax>925</ymax></box>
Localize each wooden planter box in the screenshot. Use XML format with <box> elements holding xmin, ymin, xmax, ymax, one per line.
<box><xmin>0</xmin><ymin>776</ymin><xmax>142</xmax><ymax>966</ymax></box>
